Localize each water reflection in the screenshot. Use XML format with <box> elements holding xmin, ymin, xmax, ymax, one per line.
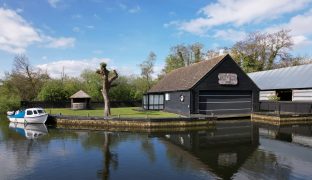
<box><xmin>159</xmin><ymin>121</ymin><xmax>259</xmax><ymax>180</ymax></box>
<box><xmin>258</xmin><ymin>123</ymin><xmax>312</xmax><ymax>147</ymax></box>
<box><xmin>1</xmin><ymin>115</ymin><xmax>312</xmax><ymax>180</ymax></box>
<box><xmin>235</xmin><ymin>123</ymin><xmax>312</xmax><ymax>180</ymax></box>
<box><xmin>9</xmin><ymin>123</ymin><xmax>48</xmax><ymax>139</ymax></box>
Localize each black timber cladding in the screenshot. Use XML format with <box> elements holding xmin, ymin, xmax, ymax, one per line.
<box><xmin>164</xmin><ymin>91</ymin><xmax>191</xmax><ymax>116</ymax></box>
<box><xmin>146</xmin><ymin>54</ymin><xmax>260</xmax><ymax>115</ymax></box>
<box><xmin>192</xmin><ymin>55</ymin><xmax>259</xmax><ymax>115</ymax></box>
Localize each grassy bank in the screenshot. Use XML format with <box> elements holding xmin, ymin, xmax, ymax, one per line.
<box><xmin>46</xmin><ymin>107</ymin><xmax>180</xmax><ymax>118</ymax></box>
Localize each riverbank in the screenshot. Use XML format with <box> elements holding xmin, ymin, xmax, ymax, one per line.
<box><xmin>252</xmin><ymin>112</ymin><xmax>312</xmax><ymax>125</ymax></box>
<box><xmin>49</xmin><ymin>114</ymin><xmax>216</xmax><ymax>129</ymax></box>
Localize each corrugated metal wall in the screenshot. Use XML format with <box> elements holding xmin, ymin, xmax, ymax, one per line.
<box><xmin>293</xmin><ymin>89</ymin><xmax>312</xmax><ymax>101</ymax></box>
<box><xmin>259</xmin><ymin>91</ymin><xmax>276</xmax><ymax>101</ymax></box>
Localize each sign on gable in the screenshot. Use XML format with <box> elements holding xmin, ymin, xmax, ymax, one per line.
<box><xmin>218</xmin><ymin>73</ymin><xmax>238</xmax><ymax>85</ymax></box>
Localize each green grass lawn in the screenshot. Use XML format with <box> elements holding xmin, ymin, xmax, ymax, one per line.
<box><xmin>46</xmin><ymin>107</ymin><xmax>180</xmax><ymax>118</ymax></box>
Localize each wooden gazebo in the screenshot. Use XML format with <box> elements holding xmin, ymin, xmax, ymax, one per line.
<box><xmin>70</xmin><ymin>90</ymin><xmax>91</xmax><ymax>110</ymax></box>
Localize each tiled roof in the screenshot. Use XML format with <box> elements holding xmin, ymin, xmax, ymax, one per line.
<box><xmin>148</xmin><ymin>54</ymin><xmax>227</xmax><ymax>93</ymax></box>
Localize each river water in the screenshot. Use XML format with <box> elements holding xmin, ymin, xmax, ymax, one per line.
<box><xmin>1</xmin><ymin>116</ymin><xmax>312</xmax><ymax>180</ymax></box>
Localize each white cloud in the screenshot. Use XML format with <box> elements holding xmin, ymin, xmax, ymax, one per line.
<box><xmin>266</xmin><ymin>9</ymin><xmax>312</xmax><ymax>48</ymax></box>
<box><xmin>118</xmin><ymin>3</ymin><xmax>141</xmax><ymax>14</ymax></box>
<box><xmin>292</xmin><ymin>35</ymin><xmax>312</xmax><ymax>48</ymax></box>
<box><xmin>129</xmin><ymin>6</ymin><xmax>141</xmax><ymax>14</ymax></box>
<box><xmin>0</xmin><ymin>7</ymin><xmax>76</xmax><ymax>53</ymax></box>
<box><xmin>48</xmin><ymin>0</ymin><xmax>60</xmax><ymax>8</ymax></box>
<box><xmin>171</xmin><ymin>0</ymin><xmax>310</xmax><ymax>35</ymax></box>
<box><xmin>266</xmin><ymin>9</ymin><xmax>312</xmax><ymax>35</ymax></box>
<box><xmin>0</xmin><ymin>8</ymin><xmax>41</xmax><ymax>53</ymax></box>
<box><xmin>214</xmin><ymin>29</ymin><xmax>247</xmax><ymax>42</ymax></box>
<box><xmin>36</xmin><ymin>57</ymin><xmax>111</xmax><ymax>78</ymax></box>
<box><xmin>43</xmin><ymin>36</ymin><xmax>76</xmax><ymax>48</ymax></box>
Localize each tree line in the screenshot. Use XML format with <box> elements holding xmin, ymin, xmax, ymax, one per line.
<box><xmin>0</xmin><ymin>29</ymin><xmax>310</xmax><ymax>113</ymax></box>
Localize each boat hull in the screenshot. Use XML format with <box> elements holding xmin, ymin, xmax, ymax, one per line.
<box><xmin>25</xmin><ymin>114</ymin><xmax>48</xmax><ymax>124</ymax></box>
<box><xmin>7</xmin><ymin>117</ymin><xmax>26</xmax><ymax>123</ymax></box>
<box><xmin>7</xmin><ymin>114</ymin><xmax>48</xmax><ymax>124</ymax></box>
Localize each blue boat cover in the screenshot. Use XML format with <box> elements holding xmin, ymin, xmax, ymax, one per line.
<box><xmin>10</xmin><ymin>111</ymin><xmax>25</xmax><ymax>118</ymax></box>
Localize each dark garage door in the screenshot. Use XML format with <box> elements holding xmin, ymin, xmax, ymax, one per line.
<box><xmin>198</xmin><ymin>91</ymin><xmax>252</xmax><ymax>115</ymax></box>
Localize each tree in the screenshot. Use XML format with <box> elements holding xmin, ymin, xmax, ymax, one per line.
<box><xmin>8</xmin><ymin>54</ymin><xmax>49</xmax><ymax>101</ymax></box>
<box><xmin>162</xmin><ymin>55</ymin><xmax>184</xmax><ymax>74</ymax></box>
<box><xmin>161</xmin><ymin>43</ymin><xmax>204</xmax><ymax>75</ymax></box>
<box><xmin>109</xmin><ymin>76</ymin><xmax>137</xmax><ymax>101</ymax></box>
<box><xmin>38</xmin><ymin>80</ymin><xmax>68</xmax><ymax>102</ymax></box>
<box><xmin>190</xmin><ymin>43</ymin><xmax>203</xmax><ymax>63</ymax></box>
<box><xmin>96</xmin><ymin>63</ymin><xmax>118</xmax><ymax>117</ymax></box>
<box><xmin>170</xmin><ymin>43</ymin><xmax>203</xmax><ymax>67</ymax></box>
<box><xmin>206</xmin><ymin>47</ymin><xmax>230</xmax><ymax>59</ymax></box>
<box><xmin>0</xmin><ymin>78</ymin><xmax>20</xmax><ymax>112</ymax></box>
<box><xmin>81</xmin><ymin>69</ymin><xmax>103</xmax><ymax>101</ymax></box>
<box><xmin>139</xmin><ymin>52</ymin><xmax>156</xmax><ymax>91</ymax></box>
<box><xmin>231</xmin><ymin>29</ymin><xmax>293</xmax><ymax>72</ymax></box>
<box><xmin>274</xmin><ymin>56</ymin><xmax>312</xmax><ymax>68</ymax></box>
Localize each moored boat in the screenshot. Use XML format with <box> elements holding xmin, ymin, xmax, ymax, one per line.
<box><xmin>7</xmin><ymin>108</ymin><xmax>49</xmax><ymax>124</ymax></box>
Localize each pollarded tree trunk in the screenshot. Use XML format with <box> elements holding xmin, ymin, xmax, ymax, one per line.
<box><xmin>102</xmin><ymin>90</ymin><xmax>111</xmax><ymax>116</ymax></box>
<box><xmin>96</xmin><ymin>63</ymin><xmax>118</xmax><ymax>117</ymax></box>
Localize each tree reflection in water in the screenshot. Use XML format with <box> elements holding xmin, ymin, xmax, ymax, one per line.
<box><xmin>97</xmin><ymin>132</ymin><xmax>118</xmax><ymax>180</ymax></box>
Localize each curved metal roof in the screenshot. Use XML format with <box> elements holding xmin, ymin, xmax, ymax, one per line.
<box><xmin>248</xmin><ymin>64</ymin><xmax>312</xmax><ymax>90</ymax></box>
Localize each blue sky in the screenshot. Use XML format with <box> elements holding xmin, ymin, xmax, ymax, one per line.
<box><xmin>0</xmin><ymin>0</ymin><xmax>312</xmax><ymax>78</ymax></box>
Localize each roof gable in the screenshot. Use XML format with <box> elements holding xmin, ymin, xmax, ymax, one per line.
<box><xmin>148</xmin><ymin>54</ymin><xmax>228</xmax><ymax>93</ymax></box>
<box><xmin>248</xmin><ymin>64</ymin><xmax>312</xmax><ymax>90</ymax></box>
<box><xmin>70</xmin><ymin>90</ymin><xmax>91</xmax><ymax>98</ymax></box>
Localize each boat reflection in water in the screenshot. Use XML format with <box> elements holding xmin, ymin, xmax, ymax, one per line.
<box><xmin>9</xmin><ymin>122</ymin><xmax>48</xmax><ymax>139</ymax></box>
<box><xmin>159</xmin><ymin>120</ymin><xmax>259</xmax><ymax>180</ymax></box>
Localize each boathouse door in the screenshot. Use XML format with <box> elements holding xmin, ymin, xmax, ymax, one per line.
<box><xmin>198</xmin><ymin>90</ymin><xmax>252</xmax><ymax>115</ymax></box>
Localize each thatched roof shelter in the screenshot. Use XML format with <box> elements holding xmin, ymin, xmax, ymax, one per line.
<box><xmin>70</xmin><ymin>90</ymin><xmax>91</xmax><ymax>110</ymax></box>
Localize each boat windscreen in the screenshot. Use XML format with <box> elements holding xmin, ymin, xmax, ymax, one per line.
<box><xmin>38</xmin><ymin>110</ymin><xmax>44</xmax><ymax>114</ymax></box>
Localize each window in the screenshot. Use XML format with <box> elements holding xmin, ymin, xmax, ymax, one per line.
<box><xmin>26</xmin><ymin>111</ymin><xmax>33</xmax><ymax>115</ymax></box>
<box><xmin>144</xmin><ymin>94</ymin><xmax>164</xmax><ymax>110</ymax></box>
<box><xmin>38</xmin><ymin>110</ymin><xmax>43</xmax><ymax>114</ymax></box>
<box><xmin>33</xmin><ymin>110</ymin><xmax>38</xmax><ymax>114</ymax></box>
<box><xmin>143</xmin><ymin>95</ymin><xmax>148</xmax><ymax>109</ymax></box>
<box><xmin>165</xmin><ymin>93</ymin><xmax>170</xmax><ymax>101</ymax></box>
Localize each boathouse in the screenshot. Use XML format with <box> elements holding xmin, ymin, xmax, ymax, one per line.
<box><xmin>144</xmin><ymin>54</ymin><xmax>259</xmax><ymax>116</ymax></box>
<box><xmin>70</xmin><ymin>90</ymin><xmax>91</xmax><ymax>110</ymax></box>
<box><xmin>248</xmin><ymin>64</ymin><xmax>312</xmax><ymax>114</ymax></box>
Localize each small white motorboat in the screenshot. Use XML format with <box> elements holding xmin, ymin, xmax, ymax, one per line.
<box><xmin>9</xmin><ymin>122</ymin><xmax>48</xmax><ymax>139</ymax></box>
<box><xmin>7</xmin><ymin>108</ymin><xmax>49</xmax><ymax>124</ymax></box>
